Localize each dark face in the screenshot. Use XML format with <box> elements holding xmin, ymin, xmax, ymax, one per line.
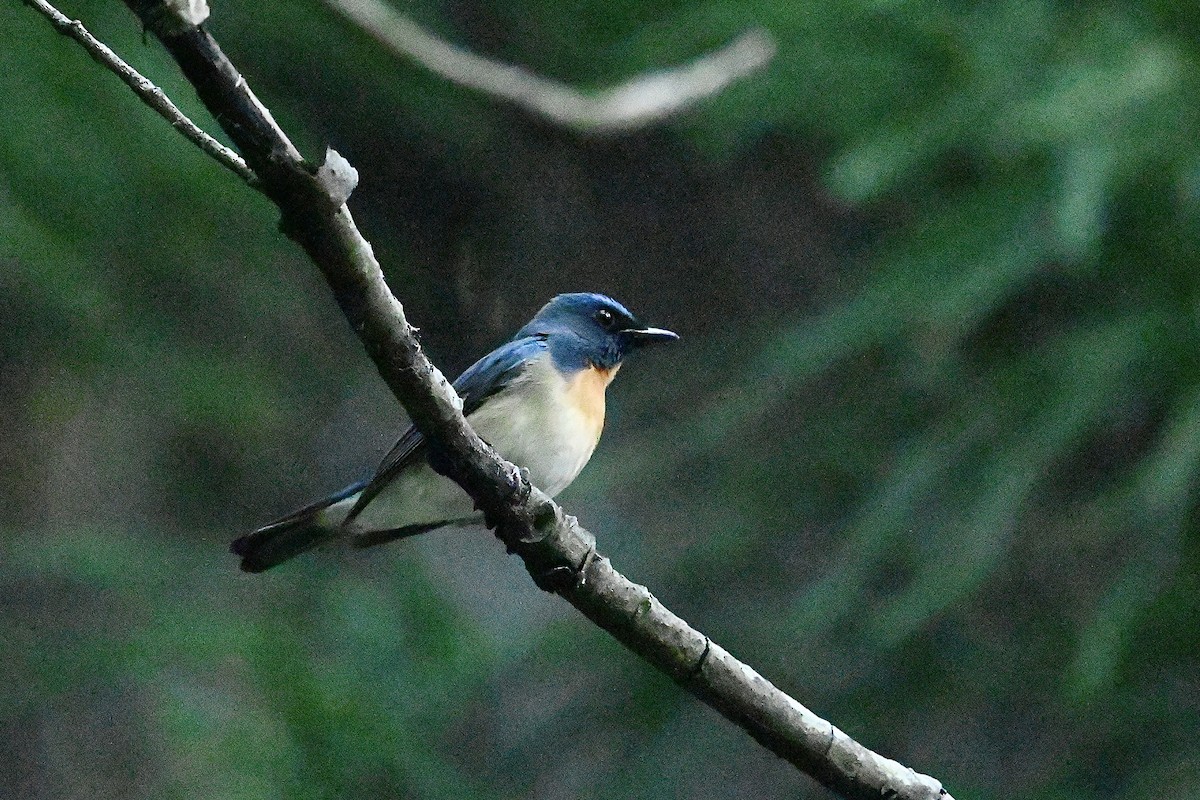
<box><xmin>588</xmin><ymin>302</ymin><xmax>680</xmax><ymax>362</ymax></box>
<box><xmin>522</xmin><ymin>293</ymin><xmax>679</xmax><ymax>372</ymax></box>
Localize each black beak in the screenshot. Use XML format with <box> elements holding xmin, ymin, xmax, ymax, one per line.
<box><xmin>621</xmin><ymin>326</ymin><xmax>680</xmax><ymax>348</ymax></box>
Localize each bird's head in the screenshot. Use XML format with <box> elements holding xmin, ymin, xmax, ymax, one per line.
<box><xmin>518</xmin><ymin>293</ymin><xmax>679</xmax><ymax>372</ymax></box>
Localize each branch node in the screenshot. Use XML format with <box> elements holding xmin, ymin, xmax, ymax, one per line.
<box><xmin>314</xmin><ymin>147</ymin><xmax>360</xmax><ymax>207</ymax></box>
<box><xmin>632</xmin><ymin>594</ymin><xmax>652</xmax><ymax>621</ymax></box>
<box><xmin>135</xmin><ymin>0</ymin><xmax>209</xmax><ymax>37</ymax></box>
<box><xmin>531</xmin><ymin>564</ymin><xmax>575</xmax><ymax>594</ymax></box>
<box><xmin>573</xmin><ymin>546</ymin><xmax>597</xmax><ymax>589</ymax></box>
<box><xmin>513</xmin><ymin>465</ymin><xmax>534</xmax><ymax>503</ymax></box>
<box><xmin>515</xmin><ymin>492</ymin><xmax>554</xmax><ymax>538</ymax></box>
<box><xmin>685</xmin><ymin>636</ymin><xmax>712</xmax><ymax>684</ymax></box>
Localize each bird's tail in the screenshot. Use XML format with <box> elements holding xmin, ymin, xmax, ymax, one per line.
<box><xmin>231</xmin><ymin>481</ymin><xmax>366</xmax><ymax>573</ymax></box>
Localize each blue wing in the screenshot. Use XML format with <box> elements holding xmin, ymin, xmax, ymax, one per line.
<box><xmin>455</xmin><ymin>335</ymin><xmax>549</xmax><ymax>415</ymax></box>
<box><xmin>345</xmin><ymin>334</ymin><xmax>548</xmax><ymax>521</ymax></box>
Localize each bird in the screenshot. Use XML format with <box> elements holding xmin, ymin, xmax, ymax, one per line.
<box><xmin>231</xmin><ymin>292</ymin><xmax>679</xmax><ymax>572</ymax></box>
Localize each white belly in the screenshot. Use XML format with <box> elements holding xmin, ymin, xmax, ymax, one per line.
<box><xmin>347</xmin><ymin>357</ymin><xmax>604</xmax><ymax>533</ymax></box>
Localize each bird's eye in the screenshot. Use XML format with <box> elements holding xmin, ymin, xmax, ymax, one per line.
<box><xmin>594</xmin><ymin>308</ymin><xmax>615</xmax><ymax>328</ymax></box>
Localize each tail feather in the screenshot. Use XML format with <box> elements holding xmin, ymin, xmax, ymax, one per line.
<box><xmin>232</xmin><ymin>481</ymin><xmax>365</xmax><ymax>573</ymax></box>
<box><xmin>351</xmin><ymin>521</ymin><xmax>448</xmax><ymax>550</ymax></box>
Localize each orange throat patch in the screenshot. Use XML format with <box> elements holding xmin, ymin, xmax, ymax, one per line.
<box><xmin>565</xmin><ymin>363</ymin><xmax>620</xmax><ymax>443</ymax></box>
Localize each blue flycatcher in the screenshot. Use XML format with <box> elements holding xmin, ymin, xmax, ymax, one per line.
<box><xmin>232</xmin><ymin>292</ymin><xmax>678</xmax><ymax>571</ymax></box>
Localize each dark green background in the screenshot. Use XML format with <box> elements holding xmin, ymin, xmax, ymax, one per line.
<box><xmin>3</xmin><ymin>0</ymin><xmax>1198</xmax><ymax>797</ymax></box>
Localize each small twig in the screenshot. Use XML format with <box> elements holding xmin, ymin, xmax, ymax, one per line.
<box><xmin>322</xmin><ymin>0</ymin><xmax>776</xmax><ymax>132</ymax></box>
<box><xmin>24</xmin><ymin>0</ymin><xmax>256</xmax><ymax>185</ymax></box>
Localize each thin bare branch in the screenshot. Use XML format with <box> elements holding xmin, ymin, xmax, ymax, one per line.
<box><xmin>24</xmin><ymin>0</ymin><xmax>255</xmax><ymax>185</ymax></box>
<box><xmin>322</xmin><ymin>0</ymin><xmax>776</xmax><ymax>132</ymax></box>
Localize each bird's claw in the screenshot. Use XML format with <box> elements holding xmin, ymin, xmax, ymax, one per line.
<box><xmin>507</xmin><ymin>464</ymin><xmax>533</xmax><ymax>502</ymax></box>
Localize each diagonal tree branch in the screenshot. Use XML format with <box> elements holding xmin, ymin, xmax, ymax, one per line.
<box><xmin>27</xmin><ymin>2</ymin><xmax>952</xmax><ymax>798</ymax></box>
<box><xmin>321</xmin><ymin>0</ymin><xmax>776</xmax><ymax>132</ymax></box>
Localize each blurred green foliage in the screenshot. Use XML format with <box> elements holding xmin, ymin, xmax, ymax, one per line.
<box><xmin>2</xmin><ymin>0</ymin><xmax>1198</xmax><ymax>798</ymax></box>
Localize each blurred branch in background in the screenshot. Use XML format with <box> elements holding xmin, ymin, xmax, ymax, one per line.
<box><xmin>24</xmin><ymin>0</ymin><xmax>255</xmax><ymax>184</ymax></box>
<box><xmin>24</xmin><ymin>1</ymin><xmax>949</xmax><ymax>799</ymax></box>
<box><xmin>322</xmin><ymin>0</ymin><xmax>776</xmax><ymax>132</ymax></box>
